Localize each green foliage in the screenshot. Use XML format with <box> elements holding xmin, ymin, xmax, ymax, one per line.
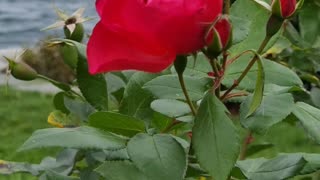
<box><xmin>76</xmin><ymin>50</ymin><xmax>108</xmax><ymax>111</ymax></box>
<box><xmin>236</xmin><ymin>154</ymin><xmax>306</xmax><ymax>180</ymax></box>
<box><xmin>19</xmin><ymin>126</ymin><xmax>127</xmax><ymax>151</ymax></box>
<box><xmin>150</xmin><ymin>99</ymin><xmax>191</xmax><ymax>118</ymax></box>
<box><xmin>144</xmin><ymin>74</ymin><xmax>210</xmax><ymax>101</ymax></box>
<box><xmin>293</xmin><ymin>102</ymin><xmax>320</xmax><ymax>143</ymax></box>
<box><xmin>246</xmin><ymin>56</ymin><xmax>265</xmax><ymax>117</ymax></box>
<box><xmin>4</xmin><ymin>0</ymin><xmax>320</xmax><ymax>179</ymax></box>
<box><xmin>192</xmin><ymin>93</ymin><xmax>240</xmax><ymax>180</ymax></box>
<box><xmin>89</xmin><ymin>112</ymin><xmax>146</xmax><ymax>137</ymax></box>
<box><xmin>96</xmin><ymin>161</ymin><xmax>147</xmax><ymax>180</ymax></box>
<box><xmin>127</xmin><ymin>133</ymin><xmax>187</xmax><ymax>180</ymax></box>
<box><xmin>223</xmin><ymin>58</ymin><xmax>303</xmax><ymax>90</ymax></box>
<box><xmin>240</xmin><ymin>93</ymin><xmax>295</xmax><ymax>133</ymax></box>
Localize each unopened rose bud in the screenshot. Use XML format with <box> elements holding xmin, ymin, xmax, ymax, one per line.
<box><xmin>5</xmin><ymin>57</ymin><xmax>38</xmax><ymax>81</ymax></box>
<box><xmin>205</xmin><ymin>16</ymin><xmax>233</xmax><ymax>58</ymax></box>
<box><xmin>271</xmin><ymin>0</ymin><xmax>297</xmax><ymax>19</ymax></box>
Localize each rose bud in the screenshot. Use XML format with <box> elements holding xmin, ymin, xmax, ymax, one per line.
<box><xmin>42</xmin><ymin>8</ymin><xmax>92</xmax><ymax>42</ymax></box>
<box><xmin>87</xmin><ymin>0</ymin><xmax>223</xmax><ymax>74</ymax></box>
<box><xmin>63</xmin><ymin>17</ymin><xmax>85</xmax><ymax>42</ymax></box>
<box><xmin>4</xmin><ymin>56</ymin><xmax>38</xmax><ymax>81</ymax></box>
<box><xmin>271</xmin><ymin>0</ymin><xmax>297</xmax><ymax>19</ymax></box>
<box><xmin>205</xmin><ymin>16</ymin><xmax>233</xmax><ymax>58</ymax></box>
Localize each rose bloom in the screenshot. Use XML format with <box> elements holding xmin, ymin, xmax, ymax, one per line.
<box><xmin>87</xmin><ymin>0</ymin><xmax>223</xmax><ymax>74</ymax></box>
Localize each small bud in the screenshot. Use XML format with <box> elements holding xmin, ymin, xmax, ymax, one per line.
<box><xmin>271</xmin><ymin>0</ymin><xmax>297</xmax><ymax>19</ymax></box>
<box><xmin>64</xmin><ymin>17</ymin><xmax>85</xmax><ymax>42</ymax></box>
<box><xmin>4</xmin><ymin>57</ymin><xmax>38</xmax><ymax>81</ymax></box>
<box><xmin>205</xmin><ymin>16</ymin><xmax>233</xmax><ymax>58</ymax></box>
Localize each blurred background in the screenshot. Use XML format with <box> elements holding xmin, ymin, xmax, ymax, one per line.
<box><xmin>0</xmin><ymin>0</ymin><xmax>97</xmax><ymax>49</ymax></box>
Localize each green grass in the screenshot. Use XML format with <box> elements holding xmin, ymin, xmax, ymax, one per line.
<box><xmin>0</xmin><ymin>87</ymin><xmax>57</xmax><ymax>180</ymax></box>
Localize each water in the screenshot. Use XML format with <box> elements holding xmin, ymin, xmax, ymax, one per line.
<box><xmin>0</xmin><ymin>0</ymin><xmax>98</xmax><ymax>49</ymax></box>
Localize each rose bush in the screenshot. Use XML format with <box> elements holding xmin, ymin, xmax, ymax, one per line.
<box><xmin>87</xmin><ymin>0</ymin><xmax>222</xmax><ymax>74</ymax></box>
<box><xmin>5</xmin><ymin>0</ymin><xmax>320</xmax><ymax>180</ymax></box>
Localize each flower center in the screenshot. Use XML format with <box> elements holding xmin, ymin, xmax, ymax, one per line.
<box><xmin>65</xmin><ymin>17</ymin><xmax>77</xmax><ymax>25</ymax></box>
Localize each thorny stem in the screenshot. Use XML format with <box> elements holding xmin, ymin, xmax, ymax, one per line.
<box><xmin>177</xmin><ymin>73</ymin><xmax>197</xmax><ymax>116</ymax></box>
<box><xmin>37</xmin><ymin>74</ymin><xmax>83</xmax><ymax>99</ymax></box>
<box><xmin>223</xmin><ymin>91</ymin><xmax>249</xmax><ymax>100</ymax></box>
<box><xmin>222</xmin><ymin>51</ymin><xmax>229</xmax><ymax>70</ymax></box>
<box><xmin>220</xmin><ymin>36</ymin><xmax>272</xmax><ymax>100</ymax></box>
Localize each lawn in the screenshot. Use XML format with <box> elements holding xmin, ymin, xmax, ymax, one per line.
<box><xmin>0</xmin><ymin>87</ymin><xmax>57</xmax><ymax>180</ymax></box>
<box><xmin>0</xmin><ymin>87</ymin><xmax>319</xmax><ymax>179</ymax></box>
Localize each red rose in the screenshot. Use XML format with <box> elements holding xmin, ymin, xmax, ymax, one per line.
<box><xmin>272</xmin><ymin>0</ymin><xmax>297</xmax><ymax>19</ymax></box>
<box><xmin>87</xmin><ymin>0</ymin><xmax>222</xmax><ymax>74</ymax></box>
<box><xmin>205</xmin><ymin>16</ymin><xmax>233</xmax><ymax>57</ymax></box>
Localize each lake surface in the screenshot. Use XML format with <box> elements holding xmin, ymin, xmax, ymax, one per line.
<box><xmin>0</xmin><ymin>0</ymin><xmax>97</xmax><ymax>49</ymax></box>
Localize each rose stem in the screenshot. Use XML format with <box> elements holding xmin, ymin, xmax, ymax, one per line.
<box><xmin>209</xmin><ymin>58</ymin><xmax>221</xmax><ymax>97</ymax></box>
<box><xmin>177</xmin><ymin>72</ymin><xmax>197</xmax><ymax>116</ymax></box>
<box><xmin>220</xmin><ymin>35</ymin><xmax>271</xmax><ymax>100</ymax></box>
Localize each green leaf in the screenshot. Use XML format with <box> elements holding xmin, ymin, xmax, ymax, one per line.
<box><xmin>39</xmin><ymin>149</ymin><xmax>78</xmax><ymax>175</ymax></box>
<box><xmin>230</xmin><ymin>15</ymin><xmax>251</xmax><ymax>45</ymax></box>
<box><xmin>192</xmin><ymin>93</ymin><xmax>240</xmax><ymax>180</ymax></box>
<box><xmin>240</xmin><ymin>93</ymin><xmax>294</xmax><ymax>133</ymax></box>
<box><xmin>151</xmin><ymin>112</ymin><xmax>173</xmax><ymax>131</ymax></box>
<box><xmin>143</xmin><ymin>74</ymin><xmax>209</xmax><ymax>101</ymax></box>
<box><xmin>183</xmin><ymin>53</ymin><xmax>211</xmax><ymax>78</ymax></box>
<box><xmin>96</xmin><ymin>161</ymin><xmax>147</xmax><ymax>180</ymax></box>
<box><xmin>150</xmin><ymin>99</ymin><xmax>191</xmax><ymax>118</ymax></box>
<box><xmin>55</xmin><ymin>38</ymin><xmax>109</xmax><ymax>111</ymax></box>
<box><xmin>77</xmin><ymin>57</ymin><xmax>108</xmax><ymax>111</ymax></box>
<box><xmin>223</xmin><ymin>58</ymin><xmax>303</xmax><ymax>91</ymax></box>
<box><xmin>292</xmin><ymin>102</ymin><xmax>320</xmax><ymax>143</ymax></box>
<box><xmin>51</xmin><ymin>39</ymin><xmax>87</xmax><ymax>59</ymax></box>
<box><xmin>247</xmin><ymin>57</ymin><xmax>265</xmax><ymax>117</ymax></box>
<box><xmin>0</xmin><ymin>160</ymin><xmax>39</xmax><ymax>175</ymax></box>
<box><xmin>127</xmin><ymin>133</ymin><xmax>187</xmax><ymax>180</ymax></box>
<box><xmin>19</xmin><ymin>126</ymin><xmax>126</xmax><ymax>151</ymax></box>
<box><xmin>89</xmin><ymin>112</ymin><xmax>146</xmax><ymax>137</ymax></box>
<box><xmin>236</xmin><ymin>154</ymin><xmax>306</xmax><ymax>180</ymax></box>
<box><xmin>310</xmin><ymin>87</ymin><xmax>320</xmax><ymax>108</ymax></box>
<box><xmin>48</xmin><ymin>110</ymin><xmax>80</xmax><ymax>128</ymax></box>
<box><xmin>106</xmin><ymin>73</ymin><xmax>126</xmax><ymax>94</ymax></box>
<box><xmin>119</xmin><ymin>72</ymin><xmax>158</xmax><ymax>122</ymax></box>
<box><xmin>230</xmin><ymin>0</ymin><xmax>278</xmax><ymax>55</ymax></box>
<box><xmin>299</xmin><ymin>0</ymin><xmax>320</xmax><ymax>47</ymax></box>
<box><xmin>43</xmin><ymin>170</ymin><xmax>80</xmax><ymax>180</ymax></box>
<box><xmin>64</xmin><ymin>96</ymin><xmax>95</xmax><ymax>122</ymax></box>
<box><xmin>53</xmin><ymin>92</ymin><xmax>70</xmax><ymax>114</ymax></box>
<box><xmin>246</xmin><ymin>143</ymin><xmax>274</xmax><ymax>157</ymax></box>
<box><xmin>299</xmin><ymin>153</ymin><xmax>320</xmax><ymax>175</ymax></box>
<box><xmin>185</xmin><ymin>164</ymin><xmax>208</xmax><ymax>178</ymax></box>
<box><xmin>60</xmin><ymin>44</ymin><xmax>78</xmax><ymax>69</ymax></box>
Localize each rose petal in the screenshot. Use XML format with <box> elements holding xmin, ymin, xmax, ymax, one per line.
<box><xmin>97</xmin><ymin>0</ymin><xmax>222</xmax><ymax>54</ymax></box>
<box><xmin>87</xmin><ymin>22</ymin><xmax>176</xmax><ymax>74</ymax></box>
<box><xmin>214</xmin><ymin>17</ymin><xmax>232</xmax><ymax>48</ymax></box>
<box><xmin>280</xmin><ymin>0</ymin><xmax>296</xmax><ymax>18</ymax></box>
